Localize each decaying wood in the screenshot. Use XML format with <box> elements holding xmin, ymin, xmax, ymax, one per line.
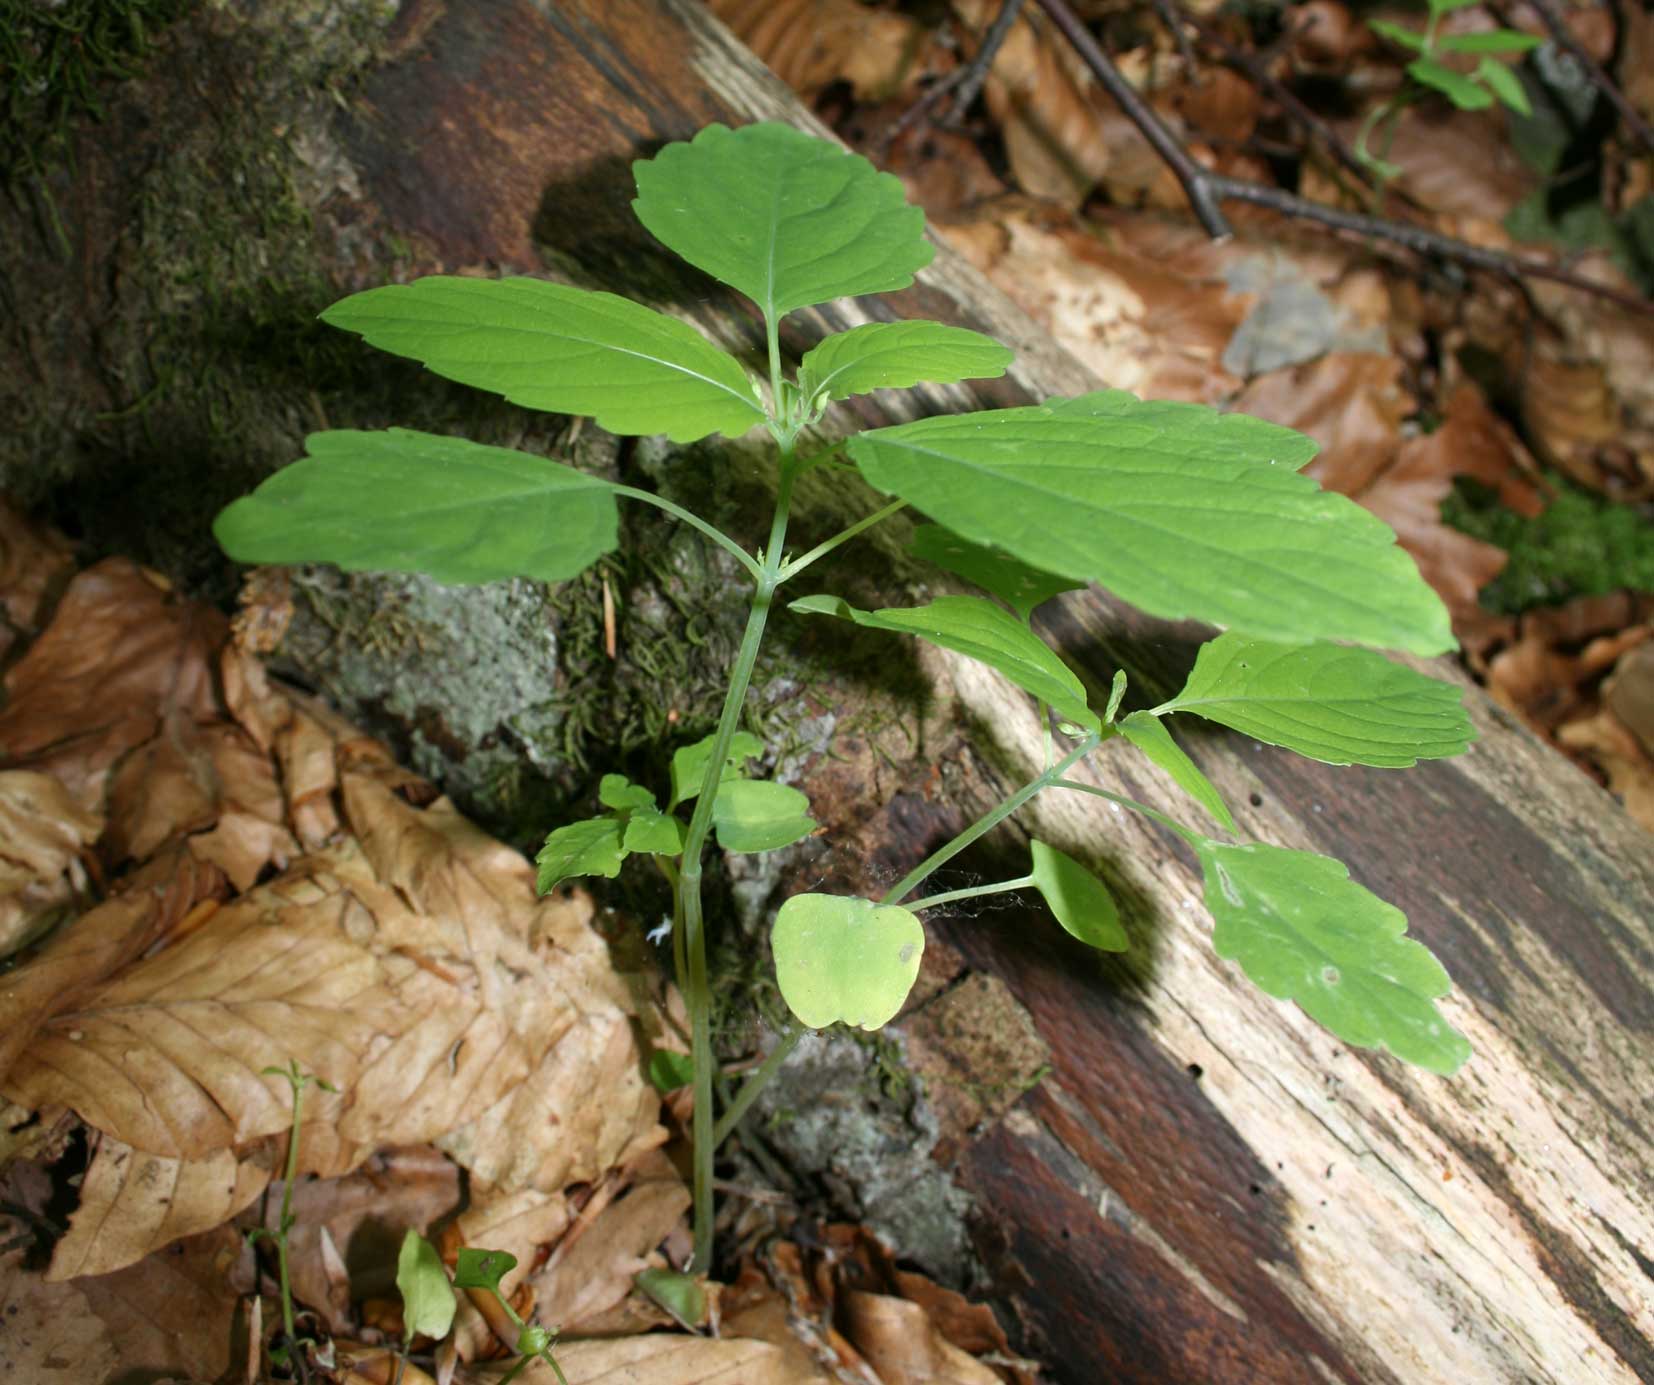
<box><xmin>6</xmin><ymin>0</ymin><xmax>1650</xmax><ymax>1380</ymax></box>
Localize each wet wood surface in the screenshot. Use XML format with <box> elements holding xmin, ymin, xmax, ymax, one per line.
<box><xmin>279</xmin><ymin>1</ymin><xmax>1654</xmax><ymax>1379</ymax></box>
<box><xmin>335</xmin><ymin>2</ymin><xmax>1654</xmax><ymax>1383</ymax></box>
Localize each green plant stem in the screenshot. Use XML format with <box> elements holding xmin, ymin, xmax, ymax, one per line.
<box><xmin>883</xmin><ymin>734</ymin><xmax>1100</xmax><ymax>907</ymax></box>
<box><xmin>777</xmin><ymin>498</ymin><xmax>909</xmax><ymax>581</ymax></box>
<box><xmin>712</xmin><ymin>1020</ymin><xmax>807</xmax><ymax>1149</ymax></box>
<box><xmin>1052</xmin><ymin>778</ymin><xmax>1197</xmax><ymax>843</ymax></box>
<box><xmin>909</xmin><ymin>874</ymin><xmax>1036</xmax><ymax>912</ymax></box>
<box><xmin>611</xmin><ymin>485</ymin><xmax>762</xmax><ymax>581</ymax></box>
<box><xmin>273</xmin><ymin>1077</ymin><xmax>305</xmax><ymax>1345</ymax></box>
<box><xmin>676</xmin><ymin>443</ymin><xmax>801</xmax><ymax>1273</ymax></box>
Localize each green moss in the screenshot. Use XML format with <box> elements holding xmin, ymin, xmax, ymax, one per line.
<box><xmin>1442</xmin><ymin>475</ymin><xmax>1654</xmax><ymax>614</ymax></box>
<box><xmin>0</xmin><ymin>0</ymin><xmax>197</xmax><ymax>185</ymax></box>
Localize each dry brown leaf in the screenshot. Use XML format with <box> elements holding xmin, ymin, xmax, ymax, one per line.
<box><xmin>0</xmin><ymin>1223</ymin><xmax>244</xmax><ymax>1384</ymax></box>
<box><xmin>1558</xmin><ymin>705</ymin><xmax>1654</xmax><ymax>832</ymax></box>
<box><xmin>461</xmin><ymin>1333</ymin><xmax>804</xmax><ymax>1384</ymax></box>
<box><xmin>0</xmin><ymin>500</ymin><xmax>74</xmax><ymax>660</ymax></box>
<box><xmin>1483</xmin><ymin>596</ymin><xmax>1653</xmax><ymax>735</ymax></box>
<box><xmin>0</xmin><ymin>770</ymin><xmax>100</xmax><ymax>958</ymax></box>
<box><xmin>248</xmin><ymin>1145</ymin><xmax>464</xmax><ymax>1334</ymax></box>
<box><xmin>533</xmin><ymin>1150</ymin><xmax>690</xmax><ymax>1335</ymax></box>
<box><xmin>844</xmin><ymin>1290</ymin><xmax>1002</xmax><ymax>1384</ymax></box>
<box><xmin>885</xmin><ymin>126</ymin><xmax>1009</xmax><ymax>220</ymax></box>
<box><xmin>1604</xmin><ymin>640</ymin><xmax>1654</xmax><ymax>755</ymax></box>
<box><xmin>48</xmin><ymin>1132</ymin><xmax>274</xmax><ymax>1281</ymax></box>
<box><xmin>0</xmin><ymin>559</ymin><xmax>225</xmax><ymax>813</ymax></box>
<box><xmin>0</xmin><ymin>847</ymin><xmax>227</xmax><ymax>1084</ymax></box>
<box><xmin>950</xmin><ymin>0</ymin><xmax>1122</xmax><ymax>206</ymax></box>
<box><xmin>709</xmin><ymin>0</ymin><xmax>941</xmax><ymax>102</ymax></box>
<box><xmin>935</xmin><ymin>200</ymin><xmax>1247</xmax><ymax>401</ymax></box>
<box><xmin>1233</xmin><ymin>353</ymin><xmax>1412</xmax><ymax>494</ymax></box>
<box><xmin>1359</xmin><ymin>384</ymin><xmax>1542</xmax><ymax>627</ymax></box>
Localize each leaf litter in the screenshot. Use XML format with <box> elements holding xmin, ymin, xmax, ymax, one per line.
<box><xmin>0</xmin><ymin>519</ymin><xmax>1034</xmax><ymax>1381</ymax></box>
<box><xmin>728</xmin><ymin>0</ymin><xmax>1654</xmax><ymax>831</ymax></box>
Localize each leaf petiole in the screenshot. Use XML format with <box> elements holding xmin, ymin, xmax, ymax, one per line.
<box><xmin>1052</xmin><ymin>778</ymin><xmax>1198</xmax><ymax>842</ymax></box>
<box><xmin>610</xmin><ymin>485</ymin><xmax>762</xmax><ymax>581</ymax></box>
<box><xmin>712</xmin><ymin>1019</ymin><xmax>807</xmax><ymax>1149</ymax></box>
<box><xmin>883</xmin><ymin>734</ymin><xmax>1100</xmax><ymax>907</ymax></box>
<box><xmin>777</xmin><ymin>498</ymin><xmax>909</xmax><ymax>581</ymax></box>
<box><xmin>909</xmin><ymin>874</ymin><xmax>1036</xmax><ymax>911</ymax></box>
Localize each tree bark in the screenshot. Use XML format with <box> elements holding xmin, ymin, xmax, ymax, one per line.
<box><xmin>4</xmin><ymin>1</ymin><xmax>1650</xmax><ymax>1381</ymax></box>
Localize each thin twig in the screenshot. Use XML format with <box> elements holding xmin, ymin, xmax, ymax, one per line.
<box><xmin>1147</xmin><ymin>0</ymin><xmax>1202</xmax><ymax>81</ymax></box>
<box><xmin>1032</xmin><ymin>0</ymin><xmax>1653</xmax><ymax>315</ymax></box>
<box><xmin>1525</xmin><ymin>0</ymin><xmax>1654</xmax><ymax>157</ymax></box>
<box><xmin>1181</xmin><ymin>4</ymin><xmax>1421</xmax><ymax>209</ymax></box>
<box><xmin>879</xmin><ymin>0</ymin><xmax>1026</xmax><ymax>155</ymax></box>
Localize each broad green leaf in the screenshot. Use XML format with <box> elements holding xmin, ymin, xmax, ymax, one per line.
<box><xmin>1408</xmin><ymin>58</ymin><xmax>1494</xmax><ymax>110</ymax></box>
<box><xmin>791</xmin><ymin>593</ymin><xmax>1100</xmax><ymax>731</ymax></box>
<box><xmin>632</xmin><ymin>122</ymin><xmax>932</xmax><ymax>322</ymax></box>
<box><xmin>797</xmin><ymin>322</ymin><xmax>1012</xmax><ymax>406</ymax></box>
<box><xmin>1195</xmin><ymin>839</ymin><xmax>1471</xmax><ymax>1073</ymax></box>
<box><xmin>536</xmin><ymin>817</ymin><xmax>625</xmax><ymax>894</ymax></box>
<box><xmin>1028</xmin><ymin>840</ymin><xmax>1128</xmax><ymax>950</ymax></box>
<box><xmin>1118</xmin><ymin>712</ymin><xmax>1237</xmax><ymax>833</ymax></box>
<box><xmin>635</xmin><ymin>1268</ymin><xmax>708</xmax><ymax>1327</ymax></box>
<box><xmin>1437</xmin><ymin>30</ymin><xmax>1542</xmax><ymax>53</ymax></box>
<box><xmin>772</xmin><ymin>894</ymin><xmax>924</xmax><ymax>1029</ymax></box>
<box><xmin>647</xmin><ymin>1050</ymin><xmax>695</xmax><ymax>1094</ymax></box>
<box><xmin>453</xmin><ymin>1247</ymin><xmax>517</xmax><ymax>1293</ymax></box>
<box><xmin>1367</xmin><ymin>18</ymin><xmax>1426</xmax><ymax>51</ymax></box>
<box><xmin>599</xmin><ymin>774</ymin><xmax>656</xmax><ymax>811</ymax></box>
<box><xmin>910</xmin><ymin>523</ymin><xmax>1083</xmax><ymax>620</ymax></box>
<box><xmin>215</xmin><ymin>429</ymin><xmax>618</xmax><ymax>586</ymax></box>
<box><xmin>624</xmin><ymin>806</ymin><xmax>686</xmax><ymax>856</ymax></box>
<box><xmin>1153</xmin><ymin>633</ymin><xmax>1474</xmax><ymax>766</ymax></box>
<box><xmin>670</xmin><ymin>730</ymin><xmax>766</xmax><ymax>808</ymax></box>
<box><xmin>320</xmin><ymin>277</ymin><xmax>763</xmax><ymax>442</ymax></box>
<box><xmin>396</xmin><ymin>1232</ymin><xmax>456</xmax><ymax>1344</ymax></box>
<box><xmin>846</xmin><ymin>391</ymin><xmax>1453</xmax><ymax>655</ymax></box>
<box><xmin>1475</xmin><ymin>56</ymin><xmax>1532</xmax><ymax>114</ymax></box>
<box><xmin>713</xmin><ymin>779</ymin><xmax>816</xmax><ymax>852</ymax></box>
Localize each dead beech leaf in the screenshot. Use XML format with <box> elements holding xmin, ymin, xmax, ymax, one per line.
<box><xmin>0</xmin><ymin>559</ymin><xmax>225</xmax><ymax>813</ymax></box>
<box><xmin>458</xmin><ymin>1333</ymin><xmax>801</xmax><ymax>1384</ymax></box>
<box><xmin>1516</xmin><ymin>353</ymin><xmax>1623</xmax><ymax>491</ymax></box>
<box><xmin>0</xmin><ymin>847</ymin><xmax>227</xmax><ymax>1085</ymax></box>
<box><xmin>1558</xmin><ymin>706</ymin><xmax>1654</xmax><ymax>833</ymax></box>
<box><xmin>533</xmin><ymin>1150</ymin><xmax>691</xmax><ymax>1335</ymax></box>
<box><xmin>0</xmin><ymin>1223</ymin><xmax>244</xmax><ymax>1384</ymax></box>
<box><xmin>935</xmin><ymin>200</ymin><xmax>1247</xmax><ymax>401</ymax></box>
<box><xmin>247</xmin><ymin>1145</ymin><xmax>464</xmax><ymax>1333</ymax></box>
<box><xmin>1604</xmin><ymin>642</ymin><xmax>1654</xmax><ymax>756</ymax></box>
<box><xmin>0</xmin><ymin>770</ymin><xmax>100</xmax><ymax>958</ymax></box>
<box><xmin>49</xmin><ymin>1132</ymin><xmax>274</xmax><ymax>1281</ymax></box>
<box><xmin>709</xmin><ymin>0</ymin><xmax>940</xmax><ymax>101</ymax></box>
<box><xmin>844</xmin><ymin>1290</ymin><xmax>1002</xmax><ymax>1385</ymax></box>
<box><xmin>0</xmin><ymin>500</ymin><xmax>74</xmax><ymax>658</ymax></box>
<box><xmin>1232</xmin><ymin>353</ymin><xmax>1411</xmax><ymax>494</ymax></box>
<box><xmin>950</xmin><ymin>0</ymin><xmax>1121</xmax><ymax>206</ymax></box>
<box><xmin>1359</xmin><ymin>385</ymin><xmax>1543</xmax><ymax>627</ymax></box>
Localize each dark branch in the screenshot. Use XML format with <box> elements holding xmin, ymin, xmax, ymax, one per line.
<box><xmin>1032</xmin><ymin>0</ymin><xmax>1653</xmax><ymax>316</ymax></box>
<box><xmin>1524</xmin><ymin>0</ymin><xmax>1654</xmax><ymax>158</ymax></box>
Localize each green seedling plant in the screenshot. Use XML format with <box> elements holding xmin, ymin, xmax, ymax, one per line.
<box><xmin>248</xmin><ymin>1060</ymin><xmax>338</xmax><ymax>1376</ymax></box>
<box><xmin>215</xmin><ymin>121</ymin><xmax>1477</xmax><ymax>1275</ymax></box>
<box><xmin>395</xmin><ymin>1234</ymin><xmax>570</xmax><ymax>1383</ymax></box>
<box><xmin>1360</xmin><ymin>0</ymin><xmax>1540</xmax><ymax>193</ymax></box>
